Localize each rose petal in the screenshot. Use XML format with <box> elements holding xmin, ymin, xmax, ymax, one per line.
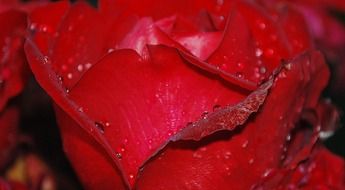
<box><xmin>66</xmin><ymin>45</ymin><xmax>253</xmax><ymax>186</ymax></box>
<box><xmin>136</xmin><ymin>51</ymin><xmax>329</xmax><ymax>189</ymax></box>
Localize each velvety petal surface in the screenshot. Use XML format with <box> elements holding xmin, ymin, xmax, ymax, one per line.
<box><xmin>136</xmin><ymin>51</ymin><xmax>329</xmax><ymax>189</ymax></box>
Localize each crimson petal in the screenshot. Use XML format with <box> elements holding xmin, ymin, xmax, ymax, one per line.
<box><xmin>136</xmin><ymin>51</ymin><xmax>329</xmax><ymax>190</ymax></box>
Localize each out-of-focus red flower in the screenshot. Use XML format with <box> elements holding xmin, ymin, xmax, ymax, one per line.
<box><xmin>0</xmin><ymin>2</ymin><xmax>57</xmax><ymax>190</ymax></box>
<box><xmin>25</xmin><ymin>0</ymin><xmax>344</xmax><ymax>189</ymax></box>
<box><xmin>0</xmin><ymin>6</ymin><xmax>47</xmax><ymax>156</ymax></box>
<box><xmin>0</xmin><ymin>0</ymin><xmax>32</xmax><ymax>171</ymax></box>
<box><xmin>0</xmin><ymin>5</ymin><xmax>27</xmax><ymax>111</ymax></box>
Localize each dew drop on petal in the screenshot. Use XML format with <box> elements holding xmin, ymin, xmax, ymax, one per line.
<box><xmin>107</xmin><ymin>48</ymin><xmax>115</xmax><ymax>53</ymax></box>
<box><xmin>77</xmin><ymin>64</ymin><xmax>83</xmax><ymax>72</ymax></box>
<box><xmin>42</xmin><ymin>56</ymin><xmax>50</xmax><ymax>64</ymax></box>
<box><xmin>29</xmin><ymin>23</ymin><xmax>37</xmax><ymax>31</ymax></box>
<box><xmin>284</xmin><ymin>63</ymin><xmax>292</xmax><ymax>70</ymax></box>
<box><xmin>115</xmin><ymin>152</ymin><xmax>122</xmax><ymax>159</ymax></box>
<box><xmin>255</xmin><ymin>48</ymin><xmax>263</xmax><ymax>57</ymax></box>
<box><xmin>258</xmin><ymin>22</ymin><xmax>266</xmax><ymax>30</ymax></box>
<box><xmin>85</xmin><ymin>62</ymin><xmax>92</xmax><ymax>69</ymax></box>
<box><xmin>94</xmin><ymin>122</ymin><xmax>105</xmax><ymax>134</ymax></box>
<box><xmin>78</xmin><ymin>107</ymin><xmax>83</xmax><ymax>113</ymax></box>
<box><xmin>241</xmin><ymin>140</ymin><xmax>249</xmax><ymax>148</ymax></box>
<box><xmin>193</xmin><ymin>152</ymin><xmax>202</xmax><ymax>159</ymax></box>
<box><xmin>286</xmin><ymin>134</ymin><xmax>291</xmax><ymax>141</ymax></box>
<box><xmin>236</xmin><ymin>72</ymin><xmax>243</xmax><ymax>78</ymax></box>
<box><xmin>67</xmin><ymin>73</ymin><xmax>73</xmax><ymax>79</ymax></box>
<box><xmin>237</xmin><ymin>62</ymin><xmax>244</xmax><ymax>70</ymax></box>
<box><xmin>262</xmin><ymin>169</ymin><xmax>273</xmax><ymax>178</ymax></box>
<box><xmin>259</xmin><ymin>66</ymin><xmax>266</xmax><ymax>74</ymax></box>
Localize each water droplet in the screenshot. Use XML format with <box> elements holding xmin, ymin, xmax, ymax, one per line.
<box><xmin>225</xmin><ymin>151</ymin><xmax>232</xmax><ymax>156</ymax></box>
<box><xmin>283</xmin><ymin>147</ymin><xmax>287</xmax><ymax>153</ymax></box>
<box><xmin>255</xmin><ymin>48</ymin><xmax>263</xmax><ymax>57</ymax></box>
<box><xmin>108</xmin><ymin>48</ymin><xmax>115</xmax><ymax>53</ymax></box>
<box><xmin>85</xmin><ymin>62</ymin><xmax>92</xmax><ymax>69</ymax></box>
<box><xmin>120</xmin><ymin>147</ymin><xmax>126</xmax><ymax>152</ymax></box>
<box><xmin>193</xmin><ymin>152</ymin><xmax>202</xmax><ymax>158</ymax></box>
<box><xmin>78</xmin><ymin>107</ymin><xmax>83</xmax><ymax>112</ymax></box>
<box><xmin>259</xmin><ymin>66</ymin><xmax>266</xmax><ymax>74</ymax></box>
<box><xmin>115</xmin><ymin>152</ymin><xmax>122</xmax><ymax>159</ymax></box>
<box><xmin>284</xmin><ymin>63</ymin><xmax>292</xmax><ymax>70</ymax></box>
<box><xmin>29</xmin><ymin>23</ymin><xmax>37</xmax><ymax>31</ymax></box>
<box><xmin>286</xmin><ymin>134</ymin><xmax>291</xmax><ymax>141</ymax></box>
<box><xmin>123</xmin><ymin>138</ymin><xmax>128</xmax><ymax>144</ymax></box>
<box><xmin>235</xmin><ymin>72</ymin><xmax>243</xmax><ymax>78</ymax></box>
<box><xmin>95</xmin><ymin>122</ymin><xmax>105</xmax><ymax>134</ymax></box>
<box><xmin>319</xmin><ymin>130</ymin><xmax>334</xmax><ymax>139</ymax></box>
<box><xmin>129</xmin><ymin>174</ymin><xmax>134</xmax><ymax>179</ymax></box>
<box><xmin>248</xmin><ymin>158</ymin><xmax>254</xmax><ymax>164</ymax></box>
<box><xmin>42</xmin><ymin>56</ymin><xmax>50</xmax><ymax>64</ymax></box>
<box><xmin>67</xmin><ymin>73</ymin><xmax>73</xmax><ymax>79</ymax></box>
<box><xmin>258</xmin><ymin>21</ymin><xmax>266</xmax><ymax>30</ymax></box>
<box><xmin>77</xmin><ymin>64</ymin><xmax>83</xmax><ymax>72</ymax></box>
<box><xmin>237</xmin><ymin>62</ymin><xmax>244</xmax><ymax>70</ymax></box>
<box><xmin>241</xmin><ymin>140</ymin><xmax>249</xmax><ymax>148</ymax></box>
<box><xmin>57</xmin><ymin>75</ymin><xmax>63</xmax><ymax>82</ymax></box>
<box><xmin>262</xmin><ymin>169</ymin><xmax>273</xmax><ymax>178</ymax></box>
<box><xmin>40</xmin><ymin>26</ymin><xmax>48</xmax><ymax>32</ymax></box>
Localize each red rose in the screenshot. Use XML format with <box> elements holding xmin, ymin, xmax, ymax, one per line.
<box><xmin>25</xmin><ymin>0</ymin><xmax>344</xmax><ymax>189</ymax></box>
